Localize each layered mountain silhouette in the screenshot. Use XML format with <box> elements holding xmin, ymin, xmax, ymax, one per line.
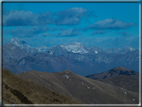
<box><xmin>16</xmin><ymin>68</ymin><xmax>139</xmax><ymax>104</ymax></box>
<box><xmin>3</xmin><ymin>38</ymin><xmax>139</xmax><ymax>76</ymax></box>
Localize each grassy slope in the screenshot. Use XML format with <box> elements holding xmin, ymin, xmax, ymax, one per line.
<box><xmin>2</xmin><ymin>69</ymin><xmax>80</xmax><ymax>104</ymax></box>
<box><xmin>17</xmin><ymin>70</ymin><xmax>139</xmax><ymax>104</ymax></box>
<box><xmin>98</xmin><ymin>75</ymin><xmax>139</xmax><ymax>92</ymax></box>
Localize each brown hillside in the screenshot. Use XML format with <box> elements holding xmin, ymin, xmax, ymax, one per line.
<box><xmin>86</xmin><ymin>66</ymin><xmax>139</xmax><ymax>80</ymax></box>
<box><xmin>17</xmin><ymin>70</ymin><xmax>139</xmax><ymax>104</ymax></box>
<box><xmin>2</xmin><ymin>69</ymin><xmax>80</xmax><ymax>104</ymax></box>
<box><xmin>113</xmin><ymin>66</ymin><xmax>131</xmax><ymax>71</ymax></box>
<box><xmin>98</xmin><ymin>75</ymin><xmax>139</xmax><ymax>92</ymax></box>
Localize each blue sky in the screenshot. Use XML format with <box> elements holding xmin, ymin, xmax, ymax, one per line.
<box><xmin>3</xmin><ymin>2</ymin><xmax>139</xmax><ymax>49</ymax></box>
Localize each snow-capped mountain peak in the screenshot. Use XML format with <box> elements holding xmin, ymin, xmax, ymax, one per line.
<box><xmin>36</xmin><ymin>45</ymin><xmax>48</xmax><ymax>52</ymax></box>
<box><xmin>10</xmin><ymin>38</ymin><xmax>27</xmax><ymax>44</ymax></box>
<box><xmin>9</xmin><ymin>38</ymin><xmax>30</xmax><ymax>50</ymax></box>
<box><xmin>123</xmin><ymin>47</ymin><xmax>135</xmax><ymax>51</ymax></box>
<box><xmin>8</xmin><ymin>38</ymin><xmax>49</xmax><ymax>53</ymax></box>
<box><xmin>60</xmin><ymin>42</ymin><xmax>89</xmax><ymax>54</ymax></box>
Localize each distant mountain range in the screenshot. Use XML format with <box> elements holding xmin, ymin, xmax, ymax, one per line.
<box><xmin>15</xmin><ymin>66</ymin><xmax>139</xmax><ymax>104</ymax></box>
<box><xmin>3</xmin><ymin>38</ymin><xmax>139</xmax><ymax>76</ymax></box>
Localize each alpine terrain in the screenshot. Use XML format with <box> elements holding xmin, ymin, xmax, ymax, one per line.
<box><xmin>3</xmin><ymin>38</ymin><xmax>139</xmax><ymax>76</ymax></box>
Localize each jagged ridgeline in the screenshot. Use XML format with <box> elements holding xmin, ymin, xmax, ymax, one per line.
<box><xmin>2</xmin><ymin>69</ymin><xmax>80</xmax><ymax>104</ymax></box>
<box><xmin>3</xmin><ymin>38</ymin><xmax>139</xmax><ymax>76</ymax></box>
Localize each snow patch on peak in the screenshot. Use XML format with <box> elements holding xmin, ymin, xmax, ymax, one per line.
<box><xmin>129</xmin><ymin>47</ymin><xmax>135</xmax><ymax>51</ymax></box>
<box><xmin>11</xmin><ymin>38</ymin><xmax>18</xmax><ymax>41</ymax></box>
<box><xmin>60</xmin><ymin>45</ymin><xmax>64</xmax><ymax>48</ymax></box>
<box><xmin>123</xmin><ymin>47</ymin><xmax>135</xmax><ymax>51</ymax></box>
<box><xmin>36</xmin><ymin>45</ymin><xmax>48</xmax><ymax>52</ymax></box>
<box><xmin>95</xmin><ymin>51</ymin><xmax>98</xmax><ymax>54</ymax></box>
<box><xmin>9</xmin><ymin>38</ymin><xmax>30</xmax><ymax>50</ymax></box>
<box><xmin>10</xmin><ymin>38</ymin><xmax>27</xmax><ymax>44</ymax></box>
<box><xmin>60</xmin><ymin>42</ymin><xmax>89</xmax><ymax>54</ymax></box>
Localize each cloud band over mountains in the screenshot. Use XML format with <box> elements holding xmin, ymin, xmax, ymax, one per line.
<box><xmin>3</xmin><ymin>10</ymin><xmax>52</xmax><ymax>26</ymax></box>
<box><xmin>3</xmin><ymin>8</ymin><xmax>135</xmax><ymax>30</ymax></box>
<box><xmin>87</xmin><ymin>18</ymin><xmax>135</xmax><ymax>30</ymax></box>
<box><xmin>4</xmin><ymin>26</ymin><xmax>50</xmax><ymax>37</ymax></box>
<box><xmin>3</xmin><ymin>7</ymin><xmax>88</xmax><ymax>26</ymax></box>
